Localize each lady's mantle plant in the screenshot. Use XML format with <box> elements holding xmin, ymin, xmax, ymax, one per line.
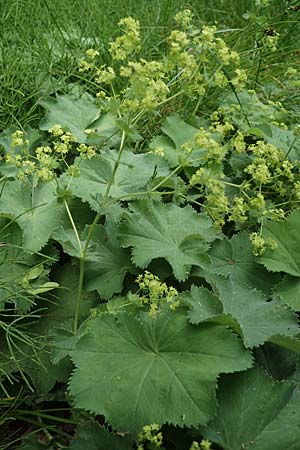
<box><xmin>1</xmin><ymin>9</ymin><xmax>300</xmax><ymax>449</ymax></box>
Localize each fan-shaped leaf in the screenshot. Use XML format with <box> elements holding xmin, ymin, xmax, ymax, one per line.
<box><xmin>260</xmin><ymin>210</ymin><xmax>300</xmax><ymax>276</ymax></box>
<box><xmin>69</xmin><ymin>307</ymin><xmax>252</xmax><ymax>435</ymax></box>
<box><xmin>202</xmin><ymin>366</ymin><xmax>295</xmax><ymax>450</ymax></box>
<box><xmin>0</xmin><ymin>180</ymin><xmax>63</xmax><ymax>252</ymax></box>
<box><xmin>209</xmin><ymin>232</ymin><xmax>279</xmax><ymax>295</ymax></box>
<box><xmin>64</xmin><ymin>150</ymin><xmax>168</xmax><ymax>211</ymax></box>
<box><xmin>40</xmin><ymin>93</ymin><xmax>100</xmax><ymax>143</ymax></box>
<box><xmin>118</xmin><ymin>200</ymin><xmax>217</xmax><ymax>280</ymax></box>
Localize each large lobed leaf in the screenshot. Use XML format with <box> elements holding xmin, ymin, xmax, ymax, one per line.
<box><xmin>260</xmin><ymin>210</ymin><xmax>300</xmax><ymax>311</ymax></box>
<box><xmin>260</xmin><ymin>210</ymin><xmax>300</xmax><ymax>277</ymax></box>
<box><xmin>118</xmin><ymin>199</ymin><xmax>217</xmax><ymax>281</ymax></box>
<box><xmin>69</xmin><ymin>307</ymin><xmax>252</xmax><ymax>435</ymax></box>
<box><xmin>63</xmin><ymin>150</ymin><xmax>169</xmax><ymax>211</ymax></box>
<box><xmin>0</xmin><ymin>220</ymin><xmax>51</xmax><ymax>312</ymax></box>
<box><xmin>149</xmin><ymin>114</ymin><xmax>201</xmax><ymax>167</ymax></box>
<box><xmin>209</xmin><ymin>232</ymin><xmax>280</xmax><ymax>295</ymax></box>
<box><xmin>202</xmin><ymin>366</ymin><xmax>297</xmax><ymax>450</ymax></box>
<box><xmin>39</xmin><ymin>93</ymin><xmax>101</xmax><ymax>143</ymax></box>
<box><xmin>185</xmin><ymin>279</ymin><xmax>299</xmax><ymax>348</ymax></box>
<box><xmin>52</xmin><ymin>222</ymin><xmax>134</xmax><ymax>299</ymax></box>
<box><xmin>273</xmin><ymin>275</ymin><xmax>300</xmax><ymax>311</ymax></box>
<box><xmin>0</xmin><ymin>180</ymin><xmax>63</xmax><ymax>252</ymax></box>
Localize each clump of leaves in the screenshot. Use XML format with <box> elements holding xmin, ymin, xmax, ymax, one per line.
<box><xmin>1</xmin><ymin>9</ymin><xmax>300</xmax><ymax>450</ymax></box>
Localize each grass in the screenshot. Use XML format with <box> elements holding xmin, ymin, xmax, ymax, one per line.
<box><xmin>1</xmin><ymin>0</ymin><xmax>300</xmax><ymax>131</ymax></box>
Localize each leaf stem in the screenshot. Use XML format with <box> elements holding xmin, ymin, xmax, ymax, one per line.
<box><xmin>73</xmin><ymin>130</ymin><xmax>127</xmax><ymax>335</ymax></box>
<box><xmin>285</xmin><ymin>135</ymin><xmax>298</xmax><ymax>158</ymax></box>
<box><xmin>152</xmin><ymin>165</ymin><xmax>182</xmax><ymax>191</ymax></box>
<box><xmin>64</xmin><ymin>200</ymin><xmax>83</xmax><ymax>258</ymax></box>
<box><xmin>73</xmin><ymin>257</ymin><xmax>85</xmax><ymax>335</ymax></box>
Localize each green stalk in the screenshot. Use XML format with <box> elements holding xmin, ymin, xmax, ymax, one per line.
<box><xmin>64</xmin><ymin>200</ymin><xmax>83</xmax><ymax>258</ymax></box>
<box><xmin>254</xmin><ymin>44</ymin><xmax>263</xmax><ymax>90</ymax></box>
<box><xmin>285</xmin><ymin>135</ymin><xmax>298</xmax><ymax>158</ymax></box>
<box><xmin>73</xmin><ymin>130</ymin><xmax>127</xmax><ymax>335</ymax></box>
<box><xmin>73</xmin><ymin>258</ymin><xmax>85</xmax><ymax>335</ymax></box>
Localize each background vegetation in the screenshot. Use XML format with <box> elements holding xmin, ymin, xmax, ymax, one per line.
<box><xmin>1</xmin><ymin>0</ymin><xmax>300</xmax><ymax>129</ymax></box>
<box><xmin>1</xmin><ymin>1</ymin><xmax>300</xmax><ymax>449</ymax></box>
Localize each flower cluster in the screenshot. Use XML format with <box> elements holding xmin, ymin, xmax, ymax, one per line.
<box><xmin>79</xmin><ymin>48</ymin><xmax>99</xmax><ymax>72</ymax></box>
<box><xmin>135</xmin><ymin>271</ymin><xmax>179</xmax><ymax>317</ymax></box>
<box><xmin>137</xmin><ymin>424</ymin><xmax>163</xmax><ymax>450</ymax></box>
<box><xmin>250</xmin><ymin>232</ymin><xmax>277</xmax><ymax>256</ymax></box>
<box><xmin>120</xmin><ymin>59</ymin><xmax>169</xmax><ymax>112</ymax></box>
<box><xmin>4</xmin><ymin>126</ymin><xmax>96</xmax><ymax>182</ymax></box>
<box><xmin>74</xmin><ymin>13</ymin><xmax>299</xmax><ymax>255</ymax></box>
<box><xmin>189</xmin><ymin>440</ymin><xmax>212</xmax><ymax>450</ymax></box>
<box><xmin>262</xmin><ymin>29</ymin><xmax>279</xmax><ymax>52</ymax></box>
<box><xmin>109</xmin><ymin>17</ymin><xmax>141</xmax><ymax>61</ymax></box>
<box><xmin>11</xmin><ymin>130</ymin><xmax>29</xmax><ymax>147</ymax></box>
<box><xmin>77</xmin><ymin>12</ymin><xmax>250</xmax><ymax>115</ymax></box>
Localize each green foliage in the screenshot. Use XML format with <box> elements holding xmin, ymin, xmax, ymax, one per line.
<box><xmin>70</xmin><ymin>422</ymin><xmax>132</xmax><ymax>449</ymax></box>
<box><xmin>149</xmin><ymin>115</ymin><xmax>199</xmax><ymax>167</ymax></box>
<box><xmin>273</xmin><ymin>275</ymin><xmax>300</xmax><ymax>311</ymax></box>
<box><xmin>260</xmin><ymin>210</ymin><xmax>300</xmax><ymax>276</ymax></box>
<box><xmin>1</xmin><ymin>5</ymin><xmax>300</xmax><ymax>449</ymax></box>
<box><xmin>208</xmin><ymin>232</ymin><xmax>280</xmax><ymax>295</ymax></box>
<box><xmin>53</xmin><ymin>223</ymin><xmax>134</xmax><ymax>298</ymax></box>
<box><xmin>183</xmin><ymin>279</ymin><xmax>299</xmax><ymax>348</ymax></box>
<box><xmin>0</xmin><ymin>180</ymin><xmax>63</xmax><ymax>252</ymax></box>
<box><xmin>63</xmin><ymin>150</ymin><xmax>168</xmax><ymax>211</ymax></box>
<box><xmin>39</xmin><ymin>93</ymin><xmax>101</xmax><ymax>143</ymax></box>
<box><xmin>212</xmin><ymin>278</ymin><xmax>299</xmax><ymax>348</ymax></box>
<box><xmin>118</xmin><ymin>200</ymin><xmax>216</xmax><ymax>281</ymax></box>
<box><xmin>70</xmin><ymin>307</ymin><xmax>252</xmax><ymax>435</ymax></box>
<box><xmin>19</xmin><ymin>436</ymin><xmax>47</xmax><ymax>450</ymax></box>
<box><xmin>201</xmin><ymin>366</ymin><xmax>296</xmax><ymax>450</ymax></box>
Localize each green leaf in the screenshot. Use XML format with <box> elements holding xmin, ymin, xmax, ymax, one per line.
<box><xmin>63</xmin><ymin>150</ymin><xmax>169</xmax><ymax>211</ymax></box>
<box><xmin>182</xmin><ymin>283</ymin><xmax>243</xmax><ymax>336</ymax></box>
<box><xmin>28</xmin><ymin>281</ymin><xmax>59</xmax><ymax>295</ymax></box>
<box><xmin>212</xmin><ymin>278</ymin><xmax>299</xmax><ymax>348</ymax></box>
<box><xmin>181</xmin><ymin>285</ymin><xmax>223</xmax><ymax>324</ymax></box>
<box><xmin>25</xmin><ymin>350</ymin><xmax>72</xmax><ymax>394</ymax></box>
<box><xmin>269</xmin><ymin>336</ymin><xmax>300</xmax><ymax>354</ymax></box>
<box><xmin>249</xmin><ymin>387</ymin><xmax>300</xmax><ymax>450</ymax></box>
<box><xmin>27</xmin><ymin>263</ymin><xmax>97</xmax><ymax>366</ymax></box>
<box><xmin>69</xmin><ymin>307</ymin><xmax>252</xmax><ymax>435</ymax></box>
<box><xmin>149</xmin><ymin>114</ymin><xmax>199</xmax><ymax>167</ymax></box>
<box><xmin>273</xmin><ymin>275</ymin><xmax>300</xmax><ymax>311</ymax></box>
<box><xmin>44</xmin><ymin>263</ymin><xmax>97</xmax><ymax>331</ymax></box>
<box><xmin>53</xmin><ymin>222</ymin><xmax>134</xmax><ymax>299</ymax></box>
<box><xmin>256</xmin><ymin>343</ymin><xmax>300</xmax><ymax>380</ymax></box>
<box><xmin>85</xmin><ymin>112</ymin><xmax>119</xmax><ymax>145</ymax></box>
<box><xmin>202</xmin><ymin>366</ymin><xmax>295</xmax><ymax>450</ymax></box>
<box><xmin>118</xmin><ymin>200</ymin><xmax>216</xmax><ymax>281</ymax></box>
<box><xmin>0</xmin><ymin>180</ymin><xmax>63</xmax><ymax>252</ymax></box>
<box><xmin>84</xmin><ymin>223</ymin><xmax>134</xmax><ymax>299</ymax></box>
<box><xmin>260</xmin><ymin>210</ymin><xmax>300</xmax><ymax>276</ymax></box>
<box><xmin>0</xmin><ymin>221</ymin><xmax>53</xmax><ymax>312</ymax></box>
<box><xmin>70</xmin><ymin>422</ymin><xmax>132</xmax><ymax>450</ymax></box>
<box><xmin>39</xmin><ymin>93</ymin><xmax>101</xmax><ymax>143</ymax></box>
<box><xmin>209</xmin><ymin>232</ymin><xmax>280</xmax><ymax>295</ymax></box>
<box><xmin>260</xmin><ymin>123</ymin><xmax>300</xmax><ymax>163</ymax></box>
